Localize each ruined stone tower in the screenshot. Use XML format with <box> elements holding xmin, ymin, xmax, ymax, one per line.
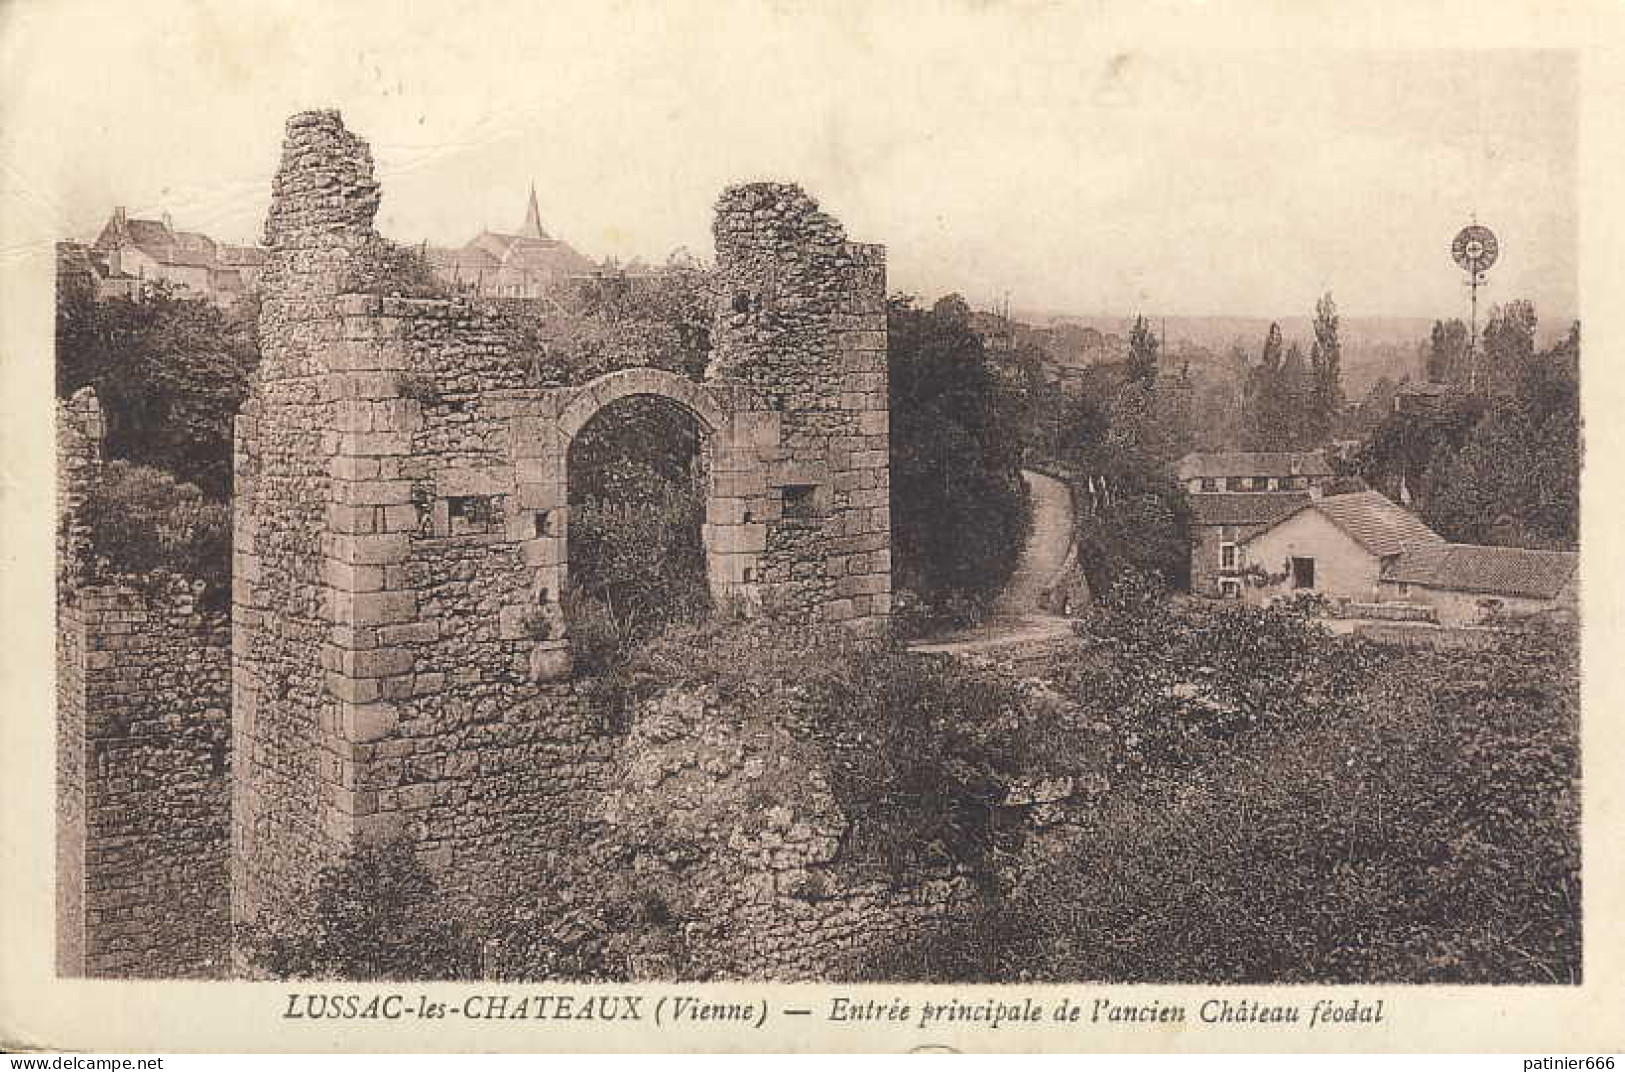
<box><xmin>231</xmin><ymin>111</ymin><xmax>890</xmax><ymax>945</ymax></box>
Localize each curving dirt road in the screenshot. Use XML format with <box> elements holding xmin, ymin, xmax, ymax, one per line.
<box><xmin>908</xmin><ymin>469</ymin><xmax>1080</xmax><ymax>656</ymax></box>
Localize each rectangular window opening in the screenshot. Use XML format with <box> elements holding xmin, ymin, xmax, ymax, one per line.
<box><xmin>448</xmin><ymin>495</ymin><xmax>494</xmax><ymax>536</ymax></box>
<box><xmin>783</xmin><ymin>484</ymin><xmax>818</xmax><ymax>521</ymax></box>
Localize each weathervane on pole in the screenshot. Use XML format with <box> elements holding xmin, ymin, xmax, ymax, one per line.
<box><xmin>1451</xmin><ymin>215</ymin><xmax>1499</xmax><ymax>392</ymax></box>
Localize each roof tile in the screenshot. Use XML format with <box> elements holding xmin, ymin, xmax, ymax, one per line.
<box><xmin>1175</xmin><ymin>451</ymin><xmax>1333</xmax><ymax>480</ymax></box>
<box><xmin>1386</xmin><ymin>543</ymin><xmax>1578</xmax><ymax>600</ymax></box>
<box><xmin>1189</xmin><ymin>491</ymin><xmax>1312</xmax><ymax>526</ymax></box>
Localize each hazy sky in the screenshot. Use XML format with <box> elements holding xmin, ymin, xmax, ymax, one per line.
<box><xmin>2</xmin><ymin>3</ymin><xmax>1579</xmax><ymax>323</ymax></box>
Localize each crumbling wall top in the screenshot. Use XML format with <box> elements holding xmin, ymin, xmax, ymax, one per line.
<box><xmin>262</xmin><ymin>110</ymin><xmax>380</xmax><ymax>251</ymax></box>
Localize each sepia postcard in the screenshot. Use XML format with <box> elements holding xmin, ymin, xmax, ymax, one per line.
<box><xmin>2</xmin><ymin>0</ymin><xmax>1623</xmax><ymax>1054</ymax></box>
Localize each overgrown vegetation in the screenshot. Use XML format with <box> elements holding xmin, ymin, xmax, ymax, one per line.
<box><xmin>77</xmin><ymin>460</ymin><xmax>232</xmax><ymax>609</ymax></box>
<box><xmin>246</xmin><ymin>839</ymin><xmax>480</xmax><ymax>980</ymax></box>
<box><xmin>888</xmin><ymin>294</ymin><xmax>1029</xmax><ymax>633</ymax></box>
<box><xmin>1359</xmin><ymin>305</ymin><xmax>1579</xmax><ymax>549</ymax></box>
<box><xmin>617</xmin><ymin>617</ymin><xmax>1054</xmax><ymax>889</ymax></box>
<box><xmin>566</xmin><ymin>397</ymin><xmax>713</xmax><ymax>676</ymax></box>
<box><xmin>510</xmin><ymin>259</ymin><xmax>714</xmax><ymax>386</ymax></box>
<box><xmin>865</xmin><ymin>597</ymin><xmax>1581</xmax><ymax>984</ymax></box>
<box><xmin>56</xmin><ymin>281</ymin><xmax>258</xmax><ymax>499</ymax></box>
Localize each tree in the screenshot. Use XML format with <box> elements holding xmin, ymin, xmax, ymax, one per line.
<box><xmin>1127</xmin><ymin>314</ymin><xmax>1159</xmax><ymax>387</ymax></box>
<box><xmin>1421</xmin><ymin>318</ymin><xmax>1579</xmax><ymax>548</ymax></box>
<box><xmin>888</xmin><ymin>294</ymin><xmax>1028</xmax><ymax>629</ymax></box>
<box><xmin>56</xmin><ymin>281</ymin><xmax>260</xmax><ymax>498</ymax></box>
<box><xmin>1479</xmin><ymin>300</ymin><xmax>1538</xmax><ymax>397</ymax></box>
<box><xmin>1244</xmin><ymin>322</ymin><xmax>1292</xmax><ymax>450</ymax></box>
<box><xmin>1427</xmin><ymin>319</ymin><xmax>1469</xmax><ymax>385</ymax></box>
<box><xmin>1279</xmin><ymin>340</ymin><xmax>1311</xmax><ymax>449</ymax></box>
<box><xmin>1308</xmin><ymin>292</ymin><xmax>1343</xmax><ymax>443</ymax></box>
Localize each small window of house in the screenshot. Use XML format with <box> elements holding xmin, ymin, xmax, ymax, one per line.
<box><xmin>1219</xmin><ymin>578</ymin><xmax>1242</xmax><ymax>600</ymax></box>
<box><xmin>1200</xmin><ymin>478</ymin><xmax>1218</xmax><ymax>492</ymax></box>
<box><xmin>448</xmin><ymin>495</ymin><xmax>494</xmax><ymax>536</ymax></box>
<box><xmin>1220</xmin><ymin>542</ymin><xmax>1238</xmax><ymax>571</ymax></box>
<box><xmin>783</xmin><ymin>484</ymin><xmax>818</xmax><ymax>521</ymax></box>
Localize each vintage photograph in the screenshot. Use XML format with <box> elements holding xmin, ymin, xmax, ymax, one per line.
<box><xmin>26</xmin><ymin>8</ymin><xmax>1584</xmax><ymax>1001</ymax></box>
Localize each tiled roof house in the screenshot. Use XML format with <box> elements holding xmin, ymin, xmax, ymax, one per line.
<box><xmin>90</xmin><ymin>207</ymin><xmax>263</xmax><ymax>306</ymax></box>
<box><xmin>426</xmin><ymin>185</ymin><xmax>597</xmax><ymax>298</ymax></box>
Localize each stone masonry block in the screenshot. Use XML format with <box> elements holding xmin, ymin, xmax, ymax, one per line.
<box><xmin>342</xmin><ymin>647</ymin><xmax>416</xmax><ymax>679</ymax></box>
<box><xmin>704</xmin><ymin>523</ymin><xmax>767</xmax><ymax>554</ymax></box>
<box><xmin>838</xmin><ymin>573</ymin><xmax>891</xmax><ymax>598</ymax></box>
<box><xmin>337</xmin><ymin>295</ymin><xmax>383</xmax><ymax>316</ymax></box>
<box><xmin>328</xmin><ymin>589</ymin><xmax>418</xmax><ymax>626</ymax></box>
<box><xmin>324</xmin><ymin>533</ymin><xmax>410</xmax><ymax>565</ymax></box>
<box><xmin>337</xmin><ymin>478</ymin><xmax>414</xmax><ymax>507</ymax></box>
<box><xmin>378</xmin><ymin>504</ymin><xmax>420</xmax><ymax>533</ymax></box>
<box><xmin>327</xmin><ymin>505</ymin><xmax>377</xmax><ymax>534</ymax></box>
<box><xmin>323</xmin><ymin>560</ymin><xmax>385</xmax><ymax>592</ymax></box>
<box><xmin>325</xmin><ymin>672</ymin><xmax>383</xmax><ymax>705</ymax></box>
<box><xmin>715</xmin><ymin>471</ymin><xmax>767</xmax><ymax>498</ymax></box>
<box><xmin>516</xmin><ymin>481</ymin><xmax>565</xmax><ymax>511</ymax></box>
<box><xmin>520</xmin><ymin>537</ymin><xmax>566</xmax><ymax>569</ymax></box>
<box><xmin>379</xmin><ymin>621</ymin><xmax>440</xmax><ymax>646</ymax></box>
<box><xmin>330</xmin><ymin>456</ymin><xmax>380</xmax><ymax>481</ymax></box>
<box><xmin>339</xmin><ymin>432</ymin><xmax>413</xmax><ymax>458</ymax></box>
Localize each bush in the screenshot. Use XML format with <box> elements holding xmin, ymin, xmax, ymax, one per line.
<box><xmin>57</xmin><ymin>282</ymin><xmax>258</xmax><ymax>497</ymax></box>
<box><xmin>78</xmin><ymin>461</ymin><xmax>231</xmax><ymax>608</ymax></box>
<box><xmin>868</xmin><ymin>606</ymin><xmax>1580</xmax><ymax>984</ymax></box>
<box><xmin>807</xmin><ymin>646</ymin><xmax>1036</xmax><ymax>888</ymax></box>
<box><xmin>247</xmin><ymin>839</ymin><xmax>479</xmax><ymax>981</ymax></box>
<box><xmin>566</xmin><ymin>485</ymin><xmax>711</xmax><ymax>675</ymax></box>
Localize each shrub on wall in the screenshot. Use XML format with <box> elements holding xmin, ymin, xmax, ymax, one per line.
<box><xmin>78</xmin><ymin>460</ymin><xmax>231</xmax><ymax>608</ymax></box>
<box><xmin>246</xmin><ymin>839</ymin><xmax>479</xmax><ymax>981</ymax></box>
<box><xmin>56</xmin><ymin>281</ymin><xmax>258</xmax><ymax>498</ymax></box>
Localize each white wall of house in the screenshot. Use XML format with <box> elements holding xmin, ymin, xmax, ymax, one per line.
<box><xmin>1241</xmin><ymin>509</ymin><xmax>1383</xmax><ymax>604</ymax></box>
<box><xmin>1375</xmin><ymin>578</ymin><xmax>1577</xmax><ymax>626</ymax></box>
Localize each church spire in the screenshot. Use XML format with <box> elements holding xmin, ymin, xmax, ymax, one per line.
<box><xmin>520</xmin><ymin>182</ymin><xmax>547</xmax><ymax>240</ymax></box>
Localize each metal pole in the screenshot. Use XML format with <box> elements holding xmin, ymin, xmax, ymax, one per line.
<box><xmin>1469</xmin><ymin>271</ymin><xmax>1480</xmax><ymax>393</ymax></box>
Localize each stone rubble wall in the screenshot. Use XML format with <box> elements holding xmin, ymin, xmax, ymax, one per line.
<box><xmin>65</xmin><ymin>579</ymin><xmax>233</xmax><ymax>978</ymax></box>
<box><xmin>56</xmin><ymin>387</ymin><xmax>103</xmax><ymax>591</ymax></box>
<box><xmin>232</xmin><ymin>110</ymin><xmax>385</xmax><ymax>937</ymax></box>
<box><xmin>57</xmin><ymin>389</ymin><xmax>234</xmax><ymax>978</ymax></box>
<box><xmin>234</xmin><ymin>110</ymin><xmax>903</xmax><ymax>979</ymax></box>
<box><xmin>598</xmin><ymin>686</ymin><xmax>975</xmax><ymax>981</ymax></box>
<box><xmin>710</xmin><ymin>187</ymin><xmax>891</xmax><ymax>634</ymax></box>
<box><xmin>56</xmin><ymin>390</ymin><xmax>101</xmax><ymax>974</ymax></box>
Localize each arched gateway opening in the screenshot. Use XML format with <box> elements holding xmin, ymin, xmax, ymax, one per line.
<box><xmin>565</xmin><ymin>391</ymin><xmax>711</xmax><ymax>672</ymax></box>
<box><xmin>512</xmin><ymin>367</ymin><xmax>777</xmax><ymax>680</ymax></box>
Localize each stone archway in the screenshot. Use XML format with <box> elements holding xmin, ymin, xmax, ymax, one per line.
<box><xmin>510</xmin><ymin>368</ymin><xmax>780</xmax><ymax>681</ymax></box>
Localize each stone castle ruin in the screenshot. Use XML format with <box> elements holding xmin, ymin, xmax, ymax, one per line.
<box><xmin>58</xmin><ymin>110</ymin><xmax>922</xmax><ymax>979</ymax></box>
